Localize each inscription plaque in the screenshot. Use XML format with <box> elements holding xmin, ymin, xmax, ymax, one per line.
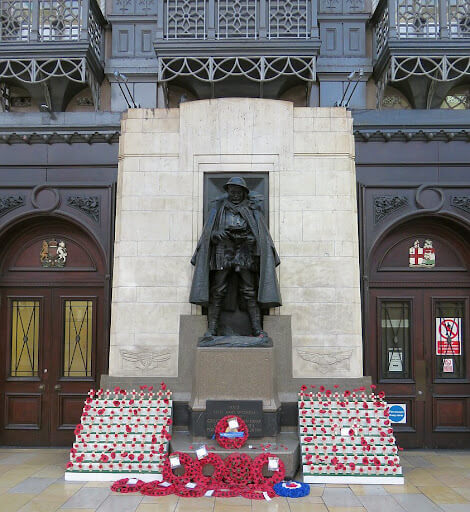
<box><xmin>206</xmin><ymin>400</ymin><xmax>263</xmax><ymax>438</ymax></box>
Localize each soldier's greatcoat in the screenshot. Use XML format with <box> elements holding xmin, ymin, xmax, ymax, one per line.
<box><xmin>190</xmin><ymin>194</ymin><xmax>282</xmax><ymax>308</ymax></box>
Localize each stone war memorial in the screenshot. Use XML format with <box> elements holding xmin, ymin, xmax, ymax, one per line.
<box><xmin>66</xmin><ymin>99</ymin><xmax>403</xmax><ymax>487</ymax></box>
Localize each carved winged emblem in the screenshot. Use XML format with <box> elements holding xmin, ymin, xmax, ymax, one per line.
<box><xmin>297</xmin><ymin>349</ymin><xmax>353</xmax><ymax>374</ymax></box>
<box><xmin>120</xmin><ymin>350</ymin><xmax>171</xmax><ymax>371</ymax></box>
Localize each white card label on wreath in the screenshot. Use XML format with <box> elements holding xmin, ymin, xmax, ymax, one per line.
<box><xmin>159</xmin><ymin>481</ymin><xmax>172</xmax><ymax>487</ymax></box>
<box><xmin>268</xmin><ymin>457</ymin><xmax>279</xmax><ymax>471</ymax></box>
<box><xmin>196</xmin><ymin>445</ymin><xmax>208</xmax><ymax>460</ymax></box>
<box><xmin>263</xmin><ymin>491</ymin><xmax>272</xmax><ymax>501</ymax></box>
<box><xmin>169</xmin><ymin>455</ymin><xmax>181</xmax><ymax>468</ymax></box>
<box><xmin>185</xmin><ymin>482</ymin><xmax>197</xmax><ymax>489</ymax></box>
<box><xmin>205</xmin><ymin>490</ymin><xmax>214</xmax><ymax>497</ymax></box>
<box><xmin>128</xmin><ymin>478</ymin><xmax>138</xmax><ymax>485</ymax></box>
<box><xmin>228</xmin><ymin>418</ymin><xmax>239</xmax><ymax>429</ymax></box>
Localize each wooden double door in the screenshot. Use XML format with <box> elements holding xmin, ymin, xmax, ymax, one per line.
<box><xmin>369</xmin><ymin>287</ymin><xmax>470</xmax><ymax>448</ymax></box>
<box><xmin>0</xmin><ymin>286</ymin><xmax>104</xmax><ymax>446</ymax></box>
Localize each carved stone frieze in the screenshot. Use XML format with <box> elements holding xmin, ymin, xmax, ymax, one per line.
<box><xmin>374</xmin><ymin>195</ymin><xmax>408</xmax><ymax>223</ymax></box>
<box><xmin>297</xmin><ymin>348</ymin><xmax>353</xmax><ymax>374</ymax></box>
<box><xmin>451</xmin><ymin>195</ymin><xmax>470</xmax><ymax>215</ymax></box>
<box><xmin>67</xmin><ymin>195</ymin><xmax>100</xmax><ymax>222</ymax></box>
<box><xmin>0</xmin><ymin>194</ymin><xmax>24</xmax><ymax>217</ymax></box>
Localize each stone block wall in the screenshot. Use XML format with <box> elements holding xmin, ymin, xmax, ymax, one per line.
<box><xmin>110</xmin><ymin>99</ymin><xmax>362</xmax><ymax>379</ymax></box>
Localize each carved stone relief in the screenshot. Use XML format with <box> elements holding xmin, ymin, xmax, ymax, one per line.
<box><xmin>67</xmin><ymin>195</ymin><xmax>100</xmax><ymax>222</ymax></box>
<box><xmin>0</xmin><ymin>194</ymin><xmax>24</xmax><ymax>217</ymax></box>
<box><xmin>297</xmin><ymin>348</ymin><xmax>353</xmax><ymax>374</ymax></box>
<box><xmin>374</xmin><ymin>195</ymin><xmax>408</xmax><ymax>223</ymax></box>
<box><xmin>451</xmin><ymin>195</ymin><xmax>470</xmax><ymax>215</ymax></box>
<box><xmin>120</xmin><ymin>348</ymin><xmax>172</xmax><ymax>375</ymax></box>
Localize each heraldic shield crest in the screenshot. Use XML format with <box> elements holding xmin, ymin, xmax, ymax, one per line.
<box><xmin>40</xmin><ymin>239</ymin><xmax>68</xmax><ymax>268</ymax></box>
<box><xmin>409</xmin><ymin>239</ymin><xmax>435</xmax><ymax>268</ymax></box>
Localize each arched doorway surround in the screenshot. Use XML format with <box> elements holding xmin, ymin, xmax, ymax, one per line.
<box><xmin>0</xmin><ymin>216</ymin><xmax>107</xmax><ymax>446</ymax></box>
<box><xmin>366</xmin><ymin>215</ymin><xmax>470</xmax><ymax>448</ymax></box>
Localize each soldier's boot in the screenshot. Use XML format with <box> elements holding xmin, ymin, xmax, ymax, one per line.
<box><xmin>205</xmin><ymin>303</ymin><xmax>222</xmax><ymax>337</ymax></box>
<box><xmin>247</xmin><ymin>300</ymin><xmax>267</xmax><ymax>338</ymax></box>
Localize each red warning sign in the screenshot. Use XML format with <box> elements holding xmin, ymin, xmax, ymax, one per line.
<box><xmin>436</xmin><ymin>318</ymin><xmax>462</xmax><ymax>355</ymax></box>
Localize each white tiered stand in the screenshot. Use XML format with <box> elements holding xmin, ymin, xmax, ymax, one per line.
<box><xmin>65</xmin><ymin>387</ymin><xmax>172</xmax><ymax>482</ymax></box>
<box><xmin>298</xmin><ymin>388</ymin><xmax>404</xmax><ymax>485</ymax></box>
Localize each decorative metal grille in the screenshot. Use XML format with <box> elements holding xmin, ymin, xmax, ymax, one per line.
<box><xmin>0</xmin><ymin>0</ymin><xmax>31</xmax><ymax>41</ymax></box>
<box><xmin>10</xmin><ymin>300</ymin><xmax>40</xmax><ymax>377</ymax></box>
<box><xmin>375</xmin><ymin>3</ymin><xmax>389</xmax><ymax>56</ymax></box>
<box><xmin>88</xmin><ymin>4</ymin><xmax>102</xmax><ymax>59</ymax></box>
<box><xmin>268</xmin><ymin>0</ymin><xmax>308</xmax><ymax>39</ymax></box>
<box><xmin>390</xmin><ymin>55</ymin><xmax>470</xmax><ymax>81</ymax></box>
<box><xmin>448</xmin><ymin>0</ymin><xmax>470</xmax><ymax>38</ymax></box>
<box><xmin>0</xmin><ymin>57</ymin><xmax>87</xmax><ymax>82</ymax></box>
<box><xmin>397</xmin><ymin>0</ymin><xmax>439</xmax><ymax>39</ymax></box>
<box><xmin>435</xmin><ymin>301</ymin><xmax>465</xmax><ymax>379</ymax></box>
<box><xmin>217</xmin><ymin>0</ymin><xmax>257</xmax><ymax>39</ymax></box>
<box><xmin>158</xmin><ymin>55</ymin><xmax>316</xmax><ymax>82</ymax></box>
<box><xmin>380</xmin><ymin>301</ymin><xmax>411</xmax><ymax>379</ymax></box>
<box><xmin>165</xmin><ymin>0</ymin><xmax>206</xmax><ymax>39</ymax></box>
<box><xmin>63</xmin><ymin>300</ymin><xmax>93</xmax><ymax>377</ymax></box>
<box><xmin>39</xmin><ymin>0</ymin><xmax>79</xmax><ymax>40</ymax></box>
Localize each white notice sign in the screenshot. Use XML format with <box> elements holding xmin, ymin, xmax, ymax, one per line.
<box><xmin>388</xmin><ymin>350</ymin><xmax>403</xmax><ymax>372</ymax></box>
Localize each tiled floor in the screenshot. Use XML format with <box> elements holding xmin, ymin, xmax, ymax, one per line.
<box><xmin>0</xmin><ymin>449</ymin><xmax>469</xmax><ymax>512</ymax></box>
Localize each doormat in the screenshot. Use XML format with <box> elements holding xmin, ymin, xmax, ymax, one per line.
<box><xmin>65</xmin><ymin>383</ymin><xmax>172</xmax><ymax>481</ymax></box>
<box><xmin>298</xmin><ymin>385</ymin><xmax>404</xmax><ymax>484</ymax></box>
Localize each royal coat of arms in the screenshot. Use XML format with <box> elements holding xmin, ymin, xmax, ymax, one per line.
<box><xmin>409</xmin><ymin>239</ymin><xmax>435</xmax><ymax>268</ymax></box>
<box><xmin>40</xmin><ymin>239</ymin><xmax>68</xmax><ymax>268</ymax></box>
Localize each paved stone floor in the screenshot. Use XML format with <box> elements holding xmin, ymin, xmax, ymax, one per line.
<box><xmin>0</xmin><ymin>448</ymin><xmax>469</xmax><ymax>511</ymax></box>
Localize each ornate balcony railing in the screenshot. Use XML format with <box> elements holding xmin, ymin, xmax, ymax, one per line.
<box><xmin>161</xmin><ymin>0</ymin><xmax>316</xmax><ymax>40</ymax></box>
<box><xmin>0</xmin><ymin>0</ymin><xmax>105</xmax><ymax>106</ymax></box>
<box><xmin>372</xmin><ymin>0</ymin><xmax>470</xmax><ymax>92</ymax></box>
<box><xmin>155</xmin><ymin>0</ymin><xmax>319</xmax><ymax>84</ymax></box>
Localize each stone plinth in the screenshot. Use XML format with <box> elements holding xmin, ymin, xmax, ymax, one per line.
<box><xmin>190</xmin><ymin>346</ymin><xmax>280</xmax><ymax>412</ymax></box>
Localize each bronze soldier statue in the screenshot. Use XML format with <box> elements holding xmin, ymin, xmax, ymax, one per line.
<box><xmin>190</xmin><ymin>177</ymin><xmax>281</xmax><ymax>341</ymax></box>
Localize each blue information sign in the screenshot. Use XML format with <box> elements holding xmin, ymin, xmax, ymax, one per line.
<box><xmin>389</xmin><ymin>404</ymin><xmax>406</xmax><ymax>424</ymax></box>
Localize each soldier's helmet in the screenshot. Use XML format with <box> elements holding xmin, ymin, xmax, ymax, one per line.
<box><xmin>223</xmin><ymin>176</ymin><xmax>249</xmax><ymax>193</ymax></box>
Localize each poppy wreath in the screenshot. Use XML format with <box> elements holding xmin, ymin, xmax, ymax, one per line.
<box><xmin>162</xmin><ymin>452</ymin><xmax>200</xmax><ymax>485</ymax></box>
<box><xmin>252</xmin><ymin>453</ymin><xmax>285</xmax><ymax>486</ymax></box>
<box><xmin>240</xmin><ymin>483</ymin><xmax>277</xmax><ymax>500</ymax></box>
<box><xmin>223</xmin><ymin>453</ymin><xmax>253</xmax><ymax>487</ymax></box>
<box><xmin>110</xmin><ymin>478</ymin><xmax>144</xmax><ymax>493</ymax></box>
<box><xmin>140</xmin><ymin>481</ymin><xmax>175</xmax><ymax>496</ymax></box>
<box><xmin>212</xmin><ymin>483</ymin><xmax>242</xmax><ymax>498</ymax></box>
<box><xmin>198</xmin><ymin>453</ymin><xmax>226</xmax><ymax>485</ymax></box>
<box><xmin>215</xmin><ymin>415</ymin><xmax>249</xmax><ymax>449</ymax></box>
<box><xmin>273</xmin><ymin>481</ymin><xmax>310</xmax><ymax>498</ymax></box>
<box><xmin>173</xmin><ymin>481</ymin><xmax>209</xmax><ymax>498</ymax></box>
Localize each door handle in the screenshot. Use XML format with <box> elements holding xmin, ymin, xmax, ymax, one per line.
<box><xmin>54</xmin><ymin>384</ymin><xmax>61</xmax><ymax>391</ymax></box>
<box><xmin>38</xmin><ymin>384</ymin><xmax>45</xmax><ymax>391</ymax></box>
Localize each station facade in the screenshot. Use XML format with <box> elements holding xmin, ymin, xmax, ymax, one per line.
<box><xmin>0</xmin><ymin>0</ymin><xmax>469</xmax><ymax>448</ymax></box>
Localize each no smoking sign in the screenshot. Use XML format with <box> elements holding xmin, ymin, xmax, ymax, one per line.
<box><xmin>436</xmin><ymin>317</ymin><xmax>461</xmax><ymax>356</ymax></box>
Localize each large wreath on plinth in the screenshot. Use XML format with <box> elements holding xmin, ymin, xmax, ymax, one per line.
<box><xmin>214</xmin><ymin>415</ymin><xmax>249</xmax><ymax>449</ymax></box>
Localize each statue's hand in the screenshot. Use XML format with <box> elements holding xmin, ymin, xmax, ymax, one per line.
<box><xmin>211</xmin><ymin>230</ymin><xmax>228</xmax><ymax>242</ymax></box>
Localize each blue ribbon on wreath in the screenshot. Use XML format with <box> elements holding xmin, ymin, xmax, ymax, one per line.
<box><xmin>273</xmin><ymin>481</ymin><xmax>310</xmax><ymax>498</ymax></box>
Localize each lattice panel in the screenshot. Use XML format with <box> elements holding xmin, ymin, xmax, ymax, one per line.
<box><xmin>88</xmin><ymin>5</ymin><xmax>102</xmax><ymax>59</ymax></box>
<box><xmin>65</xmin><ymin>386</ymin><xmax>172</xmax><ymax>482</ymax></box>
<box><xmin>448</xmin><ymin>0</ymin><xmax>470</xmax><ymax>38</ymax></box>
<box><xmin>0</xmin><ymin>0</ymin><xmax>31</xmax><ymax>41</ymax></box>
<box><xmin>268</xmin><ymin>0</ymin><xmax>308</xmax><ymax>39</ymax></box>
<box><xmin>397</xmin><ymin>0</ymin><xmax>438</xmax><ymax>38</ymax></box>
<box><xmin>0</xmin><ymin>58</ymin><xmax>86</xmax><ymax>82</ymax></box>
<box><xmin>39</xmin><ymin>0</ymin><xmax>79</xmax><ymax>40</ymax></box>
<box><xmin>375</xmin><ymin>3</ymin><xmax>389</xmax><ymax>56</ymax></box>
<box><xmin>298</xmin><ymin>386</ymin><xmax>403</xmax><ymax>484</ymax></box>
<box><xmin>158</xmin><ymin>55</ymin><xmax>315</xmax><ymax>82</ymax></box>
<box><xmin>217</xmin><ymin>0</ymin><xmax>257</xmax><ymax>39</ymax></box>
<box><xmin>165</xmin><ymin>0</ymin><xmax>206</xmax><ymax>39</ymax></box>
